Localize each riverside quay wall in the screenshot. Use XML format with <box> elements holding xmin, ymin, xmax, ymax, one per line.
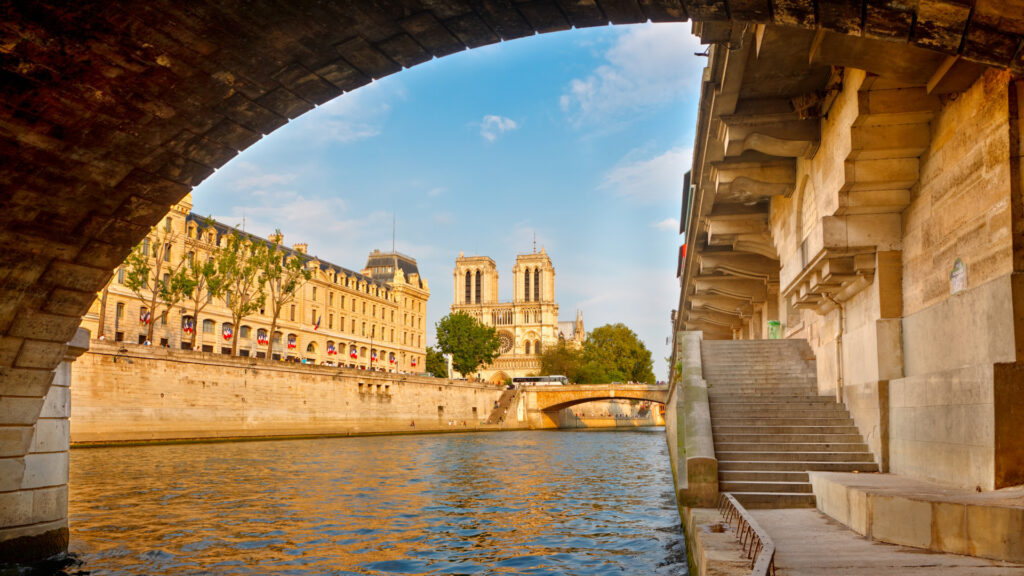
<box><xmin>71</xmin><ymin>341</ymin><xmax>510</xmax><ymax>444</ymax></box>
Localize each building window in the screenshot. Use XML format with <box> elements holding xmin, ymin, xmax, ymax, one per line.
<box><xmin>186</xmin><ymin>252</ymin><xmax>195</xmax><ymax>268</ymax></box>
<box><xmin>203</xmin><ymin>319</ymin><xmax>215</xmax><ymax>333</ymax></box>
<box><xmin>160</xmin><ymin>311</ymin><xmax>167</xmax><ymax>326</ymax></box>
<box><xmin>163</xmin><ymin>243</ymin><xmax>171</xmax><ymax>262</ymax></box>
<box><xmin>525</xmin><ymin>341</ymin><xmax>531</xmax><ymax>354</ymax></box>
<box><xmin>115</xmin><ymin>302</ymin><xmax>124</xmax><ymax>319</ymax></box>
<box><xmin>534</xmin><ymin>267</ymin><xmax>540</xmax><ymax>301</ymax></box>
<box><xmin>290</xmin><ymin>305</ymin><xmax>295</xmax><ymax>321</ymax></box>
<box><xmin>362</xmin><ymin>302</ymin><xmax>366</xmax><ymax>314</ymax></box>
<box><xmin>225</xmin><ymin>292</ymin><xmax>231</xmax><ymax>307</ymax></box>
<box><xmin>117</xmin><ymin>267</ymin><xmax>125</xmax><ymax>284</ymax></box>
<box><xmin>312</xmin><ymin>286</ymin><xmax>317</xmax><ymax>300</ymax></box>
<box><xmin>535</xmin><ymin>340</ymin><xmax>542</xmax><ymax>354</ymax></box>
<box><xmin>329</xmin><ymin>314</ymin><xmax>333</xmax><ymax>329</ymax></box>
<box><xmin>329</xmin><ymin>292</ymin><xmax>334</xmax><ymax>306</ymax></box>
<box><xmin>240</xmin><ymin>326</ymin><xmax>251</xmax><ymax>339</ymax></box>
<box><xmin>142</xmin><ymin>237</ymin><xmax>150</xmax><ymax>257</ymax></box>
<box><xmin>164</xmin><ymin>217</ymin><xmax>172</xmax><ymax>232</ymax></box>
<box><xmin>371</xmin><ymin>325</ymin><xmax>376</xmax><ymax>338</ymax></box>
<box><xmin>350</xmin><ymin>319</ymin><xmax>355</xmax><ymax>332</ymax></box>
<box><xmin>524</xmin><ymin>269</ymin><xmax>530</xmax><ymax>301</ymax></box>
<box><xmin>475</xmin><ymin>270</ymin><xmax>481</xmax><ymax>303</ymax></box>
<box><xmin>465</xmin><ymin>270</ymin><xmax>471</xmax><ymax>303</ymax></box>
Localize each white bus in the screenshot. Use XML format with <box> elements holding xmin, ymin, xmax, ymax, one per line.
<box><xmin>512</xmin><ymin>375</ymin><xmax>569</xmax><ymax>387</ymax></box>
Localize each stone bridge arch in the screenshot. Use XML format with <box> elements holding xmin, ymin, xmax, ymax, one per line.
<box><xmin>521</xmin><ymin>384</ymin><xmax>669</xmax><ymax>428</ymax></box>
<box><xmin>3</xmin><ymin>0</ymin><xmax>1024</xmax><ymax>562</ymax></box>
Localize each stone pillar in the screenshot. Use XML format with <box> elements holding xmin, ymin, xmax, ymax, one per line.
<box><xmin>0</xmin><ymin>327</ymin><xmax>88</xmax><ymax>563</ymax></box>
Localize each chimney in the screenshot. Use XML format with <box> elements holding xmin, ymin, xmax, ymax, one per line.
<box><xmin>293</xmin><ymin>242</ymin><xmax>308</xmax><ymax>254</ymax></box>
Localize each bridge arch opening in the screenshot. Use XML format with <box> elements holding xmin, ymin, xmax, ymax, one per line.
<box><xmin>3</xmin><ymin>0</ymin><xmax>1024</xmax><ymax>563</ymax></box>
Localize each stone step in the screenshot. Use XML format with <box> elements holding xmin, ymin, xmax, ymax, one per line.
<box><xmin>719</xmin><ymin>470</ymin><xmax>810</xmax><ymax>482</ymax></box>
<box><xmin>710</xmin><ymin>398</ymin><xmax>838</xmax><ymax>407</ymax></box>
<box><xmin>716</xmin><ymin>433</ymin><xmax>866</xmax><ymax>444</ymax></box>
<box><xmin>715</xmin><ymin>442</ymin><xmax>871</xmax><ymax>453</ymax></box>
<box><xmin>730</xmin><ymin>492</ymin><xmax>817</xmax><ymax>509</ymax></box>
<box><xmin>720</xmin><ymin>480</ymin><xmax>814</xmax><ymax>493</ymax></box>
<box><xmin>708</xmin><ymin>384</ymin><xmax>818</xmax><ymax>391</ymax></box>
<box><xmin>716</xmin><ymin>460</ymin><xmax>880</xmax><ymax>472</ymax></box>
<box><xmin>716</xmin><ymin>451</ymin><xmax>877</xmax><ymax>463</ymax></box>
<box><xmin>714</xmin><ymin>425</ymin><xmax>863</xmax><ymax>435</ymax></box>
<box><xmin>712</xmin><ymin>405</ymin><xmax>847</xmax><ymax>414</ymax></box>
<box><xmin>711</xmin><ymin>417</ymin><xmax>855</xmax><ymax>427</ymax></box>
<box><xmin>709</xmin><ymin>390</ymin><xmax>820</xmax><ymax>397</ymax></box>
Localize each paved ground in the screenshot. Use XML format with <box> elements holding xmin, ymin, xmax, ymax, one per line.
<box><xmin>751</xmin><ymin>509</ymin><xmax>1024</xmax><ymax>575</ymax></box>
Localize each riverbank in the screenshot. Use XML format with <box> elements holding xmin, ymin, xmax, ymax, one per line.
<box><xmin>71</xmin><ymin>341</ymin><xmax>517</xmax><ymax>444</ymax></box>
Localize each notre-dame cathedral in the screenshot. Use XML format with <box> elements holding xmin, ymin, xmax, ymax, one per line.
<box><xmin>451</xmin><ymin>248</ymin><xmax>584</xmax><ymax>383</ymax></box>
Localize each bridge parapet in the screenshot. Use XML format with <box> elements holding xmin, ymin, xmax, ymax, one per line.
<box><xmin>518</xmin><ymin>384</ymin><xmax>669</xmax><ymax>429</ymax></box>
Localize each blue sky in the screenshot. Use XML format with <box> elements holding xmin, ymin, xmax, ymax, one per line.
<box><xmin>192</xmin><ymin>22</ymin><xmax>704</xmax><ymax>378</ymax></box>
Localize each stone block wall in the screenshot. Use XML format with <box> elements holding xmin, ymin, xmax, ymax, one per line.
<box><xmin>71</xmin><ymin>341</ymin><xmax>508</xmax><ymax>443</ymax></box>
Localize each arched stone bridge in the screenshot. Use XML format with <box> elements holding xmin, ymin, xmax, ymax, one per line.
<box><xmin>520</xmin><ymin>384</ymin><xmax>669</xmax><ymax>429</ymax></box>
<box><xmin>4</xmin><ymin>0</ymin><xmax>1024</xmax><ymax>563</ymax></box>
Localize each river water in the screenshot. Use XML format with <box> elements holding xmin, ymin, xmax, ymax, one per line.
<box><xmin>63</xmin><ymin>429</ymin><xmax>686</xmax><ymax>575</ymax></box>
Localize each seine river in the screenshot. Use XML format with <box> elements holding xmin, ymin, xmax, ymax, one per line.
<box><xmin>63</xmin><ymin>429</ymin><xmax>686</xmax><ymax>575</ymax></box>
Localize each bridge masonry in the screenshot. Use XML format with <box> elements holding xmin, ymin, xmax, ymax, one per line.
<box><xmin>4</xmin><ymin>0</ymin><xmax>1024</xmax><ymax>565</ymax></box>
<box><xmin>521</xmin><ymin>384</ymin><xmax>669</xmax><ymax>429</ymax></box>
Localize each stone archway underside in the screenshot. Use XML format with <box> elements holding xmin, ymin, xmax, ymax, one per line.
<box><xmin>2</xmin><ymin>0</ymin><xmax>1024</xmax><ymax>562</ymax></box>
<box><xmin>3</xmin><ymin>1</ymin><xmax>1023</xmax><ymax>378</ymax></box>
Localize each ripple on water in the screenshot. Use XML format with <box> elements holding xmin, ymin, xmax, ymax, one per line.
<box><xmin>56</xmin><ymin>429</ymin><xmax>685</xmax><ymax>575</ymax></box>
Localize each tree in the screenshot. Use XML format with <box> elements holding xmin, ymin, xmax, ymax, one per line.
<box><xmin>182</xmin><ymin>251</ymin><xmax>225</xmax><ymax>350</ymax></box>
<box><xmin>216</xmin><ymin>233</ymin><xmax>268</xmax><ymax>355</ymax></box>
<box><xmin>261</xmin><ymin>233</ymin><xmax>311</xmax><ymax>359</ymax></box>
<box><xmin>539</xmin><ymin>340</ymin><xmax>583</xmax><ymax>383</ymax></box>
<box><xmin>579</xmin><ymin>323</ymin><xmax>656</xmax><ymax>384</ymax></box>
<box><xmin>434</xmin><ymin>312</ymin><xmax>500</xmax><ymax>378</ymax></box>
<box><xmin>425</xmin><ymin>346</ymin><xmax>448</xmax><ymax>378</ymax></box>
<box><xmin>122</xmin><ymin>227</ymin><xmax>192</xmax><ymax>343</ymax></box>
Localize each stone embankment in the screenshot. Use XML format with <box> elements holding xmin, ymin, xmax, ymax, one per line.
<box><xmin>71</xmin><ymin>341</ymin><xmax>515</xmax><ymax>444</ymax></box>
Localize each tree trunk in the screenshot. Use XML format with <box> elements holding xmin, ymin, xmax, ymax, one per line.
<box><xmin>231</xmin><ymin>314</ymin><xmax>240</xmax><ymax>355</ymax></box>
<box><xmin>268</xmin><ymin>317</ymin><xmax>279</xmax><ymax>359</ymax></box>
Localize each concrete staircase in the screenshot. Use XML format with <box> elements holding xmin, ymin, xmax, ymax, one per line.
<box><xmin>703</xmin><ymin>339</ymin><xmax>878</xmax><ymax>509</ymax></box>
<box><xmin>485</xmin><ymin>389</ymin><xmax>518</xmax><ymax>425</ymax></box>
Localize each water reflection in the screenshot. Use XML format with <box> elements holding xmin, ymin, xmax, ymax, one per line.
<box><xmin>67</xmin><ymin>429</ymin><xmax>686</xmax><ymax>575</ymax></box>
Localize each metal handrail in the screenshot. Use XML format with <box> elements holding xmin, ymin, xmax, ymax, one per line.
<box><xmin>718</xmin><ymin>493</ymin><xmax>776</xmax><ymax>576</ymax></box>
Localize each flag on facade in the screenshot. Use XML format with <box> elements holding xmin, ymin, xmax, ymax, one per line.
<box><xmin>140</xmin><ymin>309</ymin><xmax>151</xmax><ymax>325</ymax></box>
<box><xmin>222</xmin><ymin>325</ymin><xmax>233</xmax><ymax>340</ymax></box>
<box><xmin>350</xmin><ymin>348</ymin><xmax>358</xmax><ymax>359</ymax></box>
<box><xmin>287</xmin><ymin>335</ymin><xmax>297</xmax><ymax>349</ymax></box>
<box><xmin>314</xmin><ymin>315</ymin><xmax>321</xmax><ymax>331</ymax></box>
<box><xmin>371</xmin><ymin>351</ymin><xmax>377</xmax><ymax>362</ymax></box>
<box><xmin>327</xmin><ymin>342</ymin><xmax>336</xmax><ymax>355</ymax></box>
<box><xmin>411</xmin><ymin>357</ymin><xmax>417</xmax><ymax>367</ymax></box>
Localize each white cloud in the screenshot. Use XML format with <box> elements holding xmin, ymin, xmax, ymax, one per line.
<box><xmin>293</xmin><ymin>81</ymin><xmax>401</xmax><ymax>144</ymax></box>
<box><xmin>652</xmin><ymin>217</ymin><xmax>679</xmax><ymax>231</ymax></box>
<box><xmin>427</xmin><ymin>187</ymin><xmax>446</xmax><ymax>198</ymax></box>
<box><xmin>479</xmin><ymin>115</ymin><xmax>518</xmax><ymax>142</ymax></box>
<box><xmin>599</xmin><ymin>146</ymin><xmax>691</xmax><ymax>204</ymax></box>
<box><xmin>561</xmin><ymin>23</ymin><xmax>703</xmax><ymax>127</ymax></box>
<box><xmin>226</xmin><ymin>162</ymin><xmax>299</xmax><ymax>195</ymax></box>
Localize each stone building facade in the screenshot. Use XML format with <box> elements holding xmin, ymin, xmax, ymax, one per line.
<box><xmin>451</xmin><ymin>249</ymin><xmax>584</xmax><ymax>382</ymax></box>
<box><xmin>675</xmin><ymin>24</ymin><xmax>1024</xmax><ymax>493</ymax></box>
<box><xmin>80</xmin><ymin>195</ymin><xmax>430</xmax><ymax>372</ymax></box>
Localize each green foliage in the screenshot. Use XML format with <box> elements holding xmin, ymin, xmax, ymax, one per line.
<box><xmin>434</xmin><ymin>312</ymin><xmax>500</xmax><ymax>377</ymax></box>
<box><xmin>540</xmin><ymin>323</ymin><xmax>655</xmax><ymax>384</ymax></box>
<box><xmin>182</xmin><ymin>245</ymin><xmax>225</xmax><ymax>348</ymax></box>
<box><xmin>581</xmin><ymin>323</ymin><xmax>656</xmax><ymax>384</ymax></box>
<box><xmin>425</xmin><ymin>346</ymin><xmax>448</xmax><ymax>378</ymax></box>
<box><xmin>216</xmin><ymin>233</ymin><xmax>268</xmax><ymax>354</ymax></box>
<box><xmin>261</xmin><ymin>233</ymin><xmax>312</xmax><ymax>357</ymax></box>
<box><xmin>122</xmin><ymin>228</ymin><xmax>192</xmax><ymax>342</ymax></box>
<box><xmin>539</xmin><ymin>340</ymin><xmax>583</xmax><ymax>382</ymax></box>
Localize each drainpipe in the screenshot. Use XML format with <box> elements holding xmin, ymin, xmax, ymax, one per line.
<box><xmin>823</xmin><ymin>294</ymin><xmax>844</xmax><ymax>403</ymax></box>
